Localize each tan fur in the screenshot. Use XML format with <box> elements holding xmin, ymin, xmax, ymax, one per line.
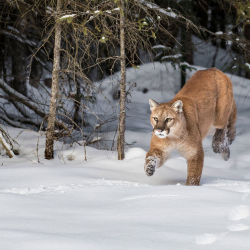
<box><xmin>144</xmin><ymin>68</ymin><xmax>237</xmax><ymax>186</ymax></box>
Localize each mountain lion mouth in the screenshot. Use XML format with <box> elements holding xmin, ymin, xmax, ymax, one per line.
<box><xmin>154</xmin><ymin>129</ymin><xmax>169</xmax><ymax>138</ymax></box>
<box><xmin>156</xmin><ymin>134</ymin><xmax>166</xmax><ymax>138</ymax></box>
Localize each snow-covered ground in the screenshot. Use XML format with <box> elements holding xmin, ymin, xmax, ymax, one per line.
<box><xmin>1</xmin><ymin>63</ymin><xmax>250</xmax><ymax>249</ymax></box>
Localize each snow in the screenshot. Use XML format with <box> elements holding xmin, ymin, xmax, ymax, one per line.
<box><xmin>90</xmin><ymin>136</ymin><xmax>103</xmax><ymax>143</ymax></box>
<box><xmin>180</xmin><ymin>61</ymin><xmax>192</xmax><ymax>67</ymax></box>
<box><xmin>60</xmin><ymin>14</ymin><xmax>76</xmax><ymax>20</ymax></box>
<box><xmin>215</xmin><ymin>31</ymin><xmax>223</xmax><ymax>35</ymax></box>
<box><xmin>140</xmin><ymin>0</ymin><xmax>177</xmax><ymax>18</ymax></box>
<box><xmin>192</xmin><ymin>36</ymin><xmax>236</xmax><ymax>70</ymax></box>
<box><xmin>245</xmin><ymin>63</ymin><xmax>250</xmax><ymax>69</ymax></box>
<box><xmin>46</xmin><ymin>6</ymin><xmax>53</xmax><ymax>14</ymax></box>
<box><xmin>161</xmin><ymin>54</ymin><xmax>182</xmax><ymax>60</ymax></box>
<box><xmin>152</xmin><ymin>45</ymin><xmax>170</xmax><ymax>50</ymax></box>
<box><xmin>1</xmin><ymin>62</ymin><xmax>250</xmax><ymax>249</ymax></box>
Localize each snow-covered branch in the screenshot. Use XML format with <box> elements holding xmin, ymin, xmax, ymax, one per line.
<box><xmin>0</xmin><ymin>113</ymin><xmax>27</xmax><ymax>129</ymax></box>
<box><xmin>12</xmin><ymin>101</ymin><xmax>32</xmax><ymax>119</ymax></box>
<box><xmin>0</xmin><ymin>79</ymin><xmax>68</xmax><ymax>131</ymax></box>
<box><xmin>139</xmin><ymin>0</ymin><xmax>177</xmax><ymax>18</ymax></box>
<box><xmin>0</xmin><ymin>79</ymin><xmax>45</xmax><ymax>118</ymax></box>
<box><xmin>0</xmin><ymin>30</ymin><xmax>36</xmax><ymax>47</ymax></box>
<box><xmin>161</xmin><ymin>54</ymin><xmax>182</xmax><ymax>60</ymax></box>
<box><xmin>60</xmin><ymin>14</ymin><xmax>76</xmax><ymax>20</ymax></box>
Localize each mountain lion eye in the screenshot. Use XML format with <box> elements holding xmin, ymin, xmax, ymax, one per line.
<box><xmin>153</xmin><ymin>117</ymin><xmax>158</xmax><ymax>121</ymax></box>
<box><xmin>166</xmin><ymin>118</ymin><xmax>172</xmax><ymax>122</ymax></box>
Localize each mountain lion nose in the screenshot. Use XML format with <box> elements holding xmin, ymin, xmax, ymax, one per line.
<box><xmin>157</xmin><ymin>129</ymin><xmax>163</xmax><ymax>133</ymax></box>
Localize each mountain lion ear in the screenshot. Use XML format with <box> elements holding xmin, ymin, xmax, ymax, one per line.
<box><xmin>149</xmin><ymin>99</ymin><xmax>159</xmax><ymax>111</ymax></box>
<box><xmin>171</xmin><ymin>100</ymin><xmax>183</xmax><ymax>113</ymax></box>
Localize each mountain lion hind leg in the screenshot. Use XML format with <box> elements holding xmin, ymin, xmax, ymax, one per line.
<box><xmin>219</xmin><ymin>101</ymin><xmax>237</xmax><ymax>161</ymax></box>
<box><xmin>227</xmin><ymin>99</ymin><xmax>237</xmax><ymax>145</ymax></box>
<box><xmin>212</xmin><ymin>95</ymin><xmax>237</xmax><ymax>161</ymax></box>
<box><xmin>212</xmin><ymin>128</ymin><xmax>228</xmax><ymax>154</ymax></box>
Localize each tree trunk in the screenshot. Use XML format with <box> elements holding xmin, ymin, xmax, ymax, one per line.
<box><xmin>245</xmin><ymin>24</ymin><xmax>250</xmax><ymax>79</ymax></box>
<box><xmin>30</xmin><ymin>59</ymin><xmax>43</xmax><ymax>88</ymax></box>
<box><xmin>117</xmin><ymin>0</ymin><xmax>126</xmax><ymax>160</ymax></box>
<box><xmin>73</xmin><ymin>80</ymin><xmax>81</xmax><ymax>126</ymax></box>
<box><xmin>0</xmin><ymin>29</ymin><xmax>5</xmax><ymax>81</ymax></box>
<box><xmin>11</xmin><ymin>38</ymin><xmax>27</xmax><ymax>96</ymax></box>
<box><xmin>185</xmin><ymin>28</ymin><xmax>193</xmax><ymax>65</ymax></box>
<box><xmin>181</xmin><ymin>27</ymin><xmax>186</xmax><ymax>89</ymax></box>
<box><xmin>45</xmin><ymin>0</ymin><xmax>62</xmax><ymax>159</ymax></box>
<box><xmin>212</xmin><ymin>40</ymin><xmax>219</xmax><ymax>68</ymax></box>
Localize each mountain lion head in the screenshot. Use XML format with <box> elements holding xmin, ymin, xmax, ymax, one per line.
<box><xmin>149</xmin><ymin>99</ymin><xmax>183</xmax><ymax>139</ymax></box>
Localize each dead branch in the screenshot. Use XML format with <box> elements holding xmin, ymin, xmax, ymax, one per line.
<box><xmin>0</xmin><ymin>79</ymin><xmax>69</xmax><ymax>131</ymax></box>
<box><xmin>0</xmin><ymin>113</ymin><xmax>27</xmax><ymax>129</ymax></box>
<box><xmin>0</xmin><ymin>132</ymin><xmax>14</xmax><ymax>158</ymax></box>
<box><xmin>0</xmin><ymin>126</ymin><xmax>19</xmax><ymax>158</ymax></box>
<box><xmin>0</xmin><ymin>79</ymin><xmax>46</xmax><ymax>118</ymax></box>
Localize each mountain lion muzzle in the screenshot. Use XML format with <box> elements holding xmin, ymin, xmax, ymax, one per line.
<box><xmin>144</xmin><ymin>68</ymin><xmax>237</xmax><ymax>186</ymax></box>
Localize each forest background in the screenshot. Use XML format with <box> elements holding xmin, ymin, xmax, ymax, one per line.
<box><xmin>1</xmin><ymin>0</ymin><xmax>250</xmax><ymax>159</ymax></box>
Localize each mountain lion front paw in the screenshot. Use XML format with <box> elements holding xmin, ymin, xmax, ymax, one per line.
<box><xmin>144</xmin><ymin>156</ymin><xmax>158</xmax><ymax>176</ymax></box>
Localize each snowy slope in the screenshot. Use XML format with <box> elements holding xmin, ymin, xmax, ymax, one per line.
<box><xmin>1</xmin><ymin>63</ymin><xmax>250</xmax><ymax>250</ymax></box>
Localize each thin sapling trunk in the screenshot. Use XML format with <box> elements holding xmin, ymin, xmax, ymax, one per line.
<box><xmin>117</xmin><ymin>0</ymin><xmax>126</xmax><ymax>160</ymax></box>
<box><xmin>45</xmin><ymin>0</ymin><xmax>62</xmax><ymax>159</ymax></box>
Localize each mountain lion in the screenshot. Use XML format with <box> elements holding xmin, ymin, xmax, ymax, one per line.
<box><xmin>144</xmin><ymin>68</ymin><xmax>237</xmax><ymax>186</ymax></box>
